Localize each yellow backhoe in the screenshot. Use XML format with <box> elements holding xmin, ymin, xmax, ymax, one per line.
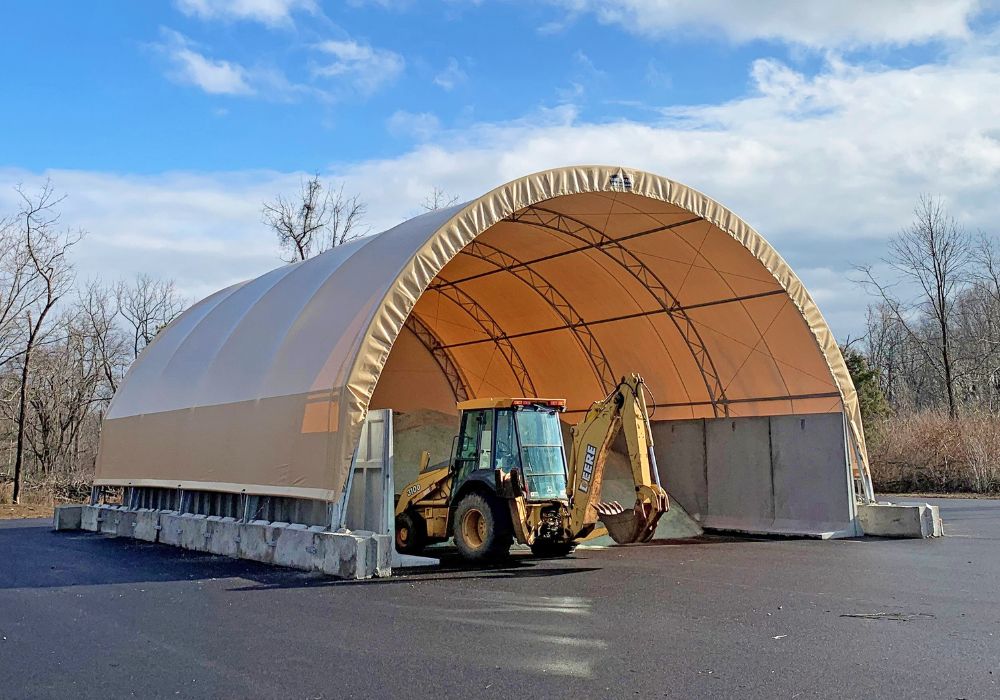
<box><xmin>394</xmin><ymin>373</ymin><xmax>669</xmax><ymax>562</ymax></box>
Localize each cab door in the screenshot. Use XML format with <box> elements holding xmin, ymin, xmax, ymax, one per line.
<box><xmin>452</xmin><ymin>409</ymin><xmax>494</xmax><ymax>488</ymax></box>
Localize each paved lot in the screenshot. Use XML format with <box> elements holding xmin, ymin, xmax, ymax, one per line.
<box><xmin>1</xmin><ymin>498</ymin><xmax>998</xmax><ymax>699</ymax></box>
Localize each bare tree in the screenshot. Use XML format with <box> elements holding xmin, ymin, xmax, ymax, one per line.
<box><xmin>0</xmin><ymin>183</ymin><xmax>189</xmax><ymax>503</ymax></box>
<box><xmin>0</xmin><ymin>212</ymin><xmax>42</xmax><ymax>368</ymax></box>
<box><xmin>421</xmin><ymin>187</ymin><xmax>460</xmax><ymax>212</ymax></box>
<box><xmin>24</xmin><ymin>313</ymin><xmax>101</xmax><ymax>479</ymax></box>
<box><xmin>78</xmin><ymin>281</ymin><xmax>129</xmax><ymax>393</ymax></box>
<box><xmin>115</xmin><ymin>274</ymin><xmax>184</xmax><ymax>360</ymax></box>
<box><xmin>262</xmin><ymin>174</ymin><xmax>367</xmax><ymax>262</ymax></box>
<box><xmin>11</xmin><ymin>182</ymin><xmax>82</xmax><ymax>502</ymax></box>
<box><xmin>858</xmin><ymin>196</ymin><xmax>972</xmax><ymax>418</ymax></box>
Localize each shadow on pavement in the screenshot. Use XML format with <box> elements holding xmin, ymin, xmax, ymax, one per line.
<box><xmin>1</xmin><ymin>520</ymin><xmax>602</xmax><ymax>592</ymax></box>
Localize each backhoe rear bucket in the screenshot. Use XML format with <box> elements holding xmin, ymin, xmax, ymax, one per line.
<box><xmin>595</xmin><ymin>501</ymin><xmax>661</xmax><ymax>544</ymax></box>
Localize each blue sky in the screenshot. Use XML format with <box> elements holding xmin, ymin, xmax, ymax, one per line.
<box><xmin>2</xmin><ymin>0</ymin><xmax>999</xmax><ymax>338</ymax></box>
<box><xmin>3</xmin><ymin>1</ymin><xmax>796</xmax><ymax>171</ymax></box>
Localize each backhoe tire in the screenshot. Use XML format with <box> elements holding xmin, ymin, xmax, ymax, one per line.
<box><xmin>395</xmin><ymin>510</ymin><xmax>427</xmax><ymax>555</ymax></box>
<box><xmin>529</xmin><ymin>539</ymin><xmax>575</xmax><ymax>558</ymax></box>
<box><xmin>453</xmin><ymin>492</ymin><xmax>513</xmax><ymax>563</ymax></box>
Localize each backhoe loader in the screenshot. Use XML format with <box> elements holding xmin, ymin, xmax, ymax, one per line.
<box><xmin>394</xmin><ymin>373</ymin><xmax>669</xmax><ymax>562</ymax></box>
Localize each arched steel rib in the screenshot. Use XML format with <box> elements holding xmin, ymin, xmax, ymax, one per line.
<box><xmin>506</xmin><ymin>205</ymin><xmax>729</xmax><ymax>416</ymax></box>
<box><xmin>423</xmin><ymin>284</ymin><xmax>537</xmax><ymax>396</ymax></box>
<box><xmin>437</xmin><ymin>239</ymin><xmax>616</xmax><ymax>394</ymax></box>
<box><xmin>403</xmin><ymin>315</ymin><xmax>472</xmax><ymax>402</ymax></box>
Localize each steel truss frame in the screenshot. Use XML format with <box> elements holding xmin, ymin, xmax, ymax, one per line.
<box><xmin>403</xmin><ymin>315</ymin><xmax>472</xmax><ymax>402</ymax></box>
<box><xmin>437</xmin><ymin>239</ymin><xmax>616</xmax><ymax>393</ymax></box>
<box><xmin>505</xmin><ymin>205</ymin><xmax>730</xmax><ymax>417</ymax></box>
<box><xmin>421</xmin><ymin>283</ymin><xmax>537</xmax><ymax>396</ymax></box>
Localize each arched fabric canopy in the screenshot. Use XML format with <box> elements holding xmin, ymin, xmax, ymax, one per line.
<box><xmin>95</xmin><ymin>166</ymin><xmax>870</xmax><ymax>502</ymax></box>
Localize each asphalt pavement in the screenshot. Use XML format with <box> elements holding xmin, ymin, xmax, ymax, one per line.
<box><xmin>1</xmin><ymin>497</ymin><xmax>998</xmax><ymax>699</ymax></box>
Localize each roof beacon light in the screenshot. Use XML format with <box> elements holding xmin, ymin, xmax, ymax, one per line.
<box><xmin>512</xmin><ymin>398</ymin><xmax>566</xmax><ymax>410</ymax></box>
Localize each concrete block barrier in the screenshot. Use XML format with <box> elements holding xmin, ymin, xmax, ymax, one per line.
<box><xmin>238</xmin><ymin>519</ymin><xmax>275</xmax><ymax>564</ymax></box>
<box><xmin>858</xmin><ymin>502</ymin><xmax>944</xmax><ymax>538</ymax></box>
<box><xmin>53</xmin><ymin>505</ymin><xmax>82</xmax><ymax>530</ymax></box>
<box><xmin>204</xmin><ymin>516</ymin><xmax>240</xmax><ymax>557</ymax></box>
<box><xmin>58</xmin><ymin>505</ymin><xmax>388</xmax><ymax>579</ymax></box>
<box><xmin>133</xmin><ymin>509</ymin><xmax>161</xmax><ymax>542</ymax></box>
<box><xmin>321</xmin><ymin>532</ymin><xmax>364</xmax><ymax>579</ymax></box>
<box><xmin>99</xmin><ymin>506</ymin><xmax>124</xmax><ymax>536</ymax></box>
<box><xmin>157</xmin><ymin>512</ymin><xmax>186</xmax><ymax>547</ymax></box>
<box><xmin>80</xmin><ymin>504</ymin><xmax>99</xmax><ymax>531</ymax></box>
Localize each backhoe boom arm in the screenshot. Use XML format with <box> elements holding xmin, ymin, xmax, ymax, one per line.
<box><xmin>566</xmin><ymin>374</ymin><xmax>669</xmax><ymax>544</ymax></box>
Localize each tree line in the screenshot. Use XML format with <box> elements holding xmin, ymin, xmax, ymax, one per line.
<box><xmin>0</xmin><ymin>182</ymin><xmax>185</xmax><ymax>503</ymax></box>
<box><xmin>855</xmin><ymin>196</ymin><xmax>1000</xmax><ymax>422</ymax></box>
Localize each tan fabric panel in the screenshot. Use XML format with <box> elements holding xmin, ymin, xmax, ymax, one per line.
<box><xmin>96</xmin><ymin>165</ymin><xmax>869</xmax><ymax>499</ymax></box>
<box><xmin>369</xmin><ymin>326</ymin><xmax>458</xmax><ymax>414</ymax></box>
<box><xmin>590</xmin><ymin>315</ymin><xmax>708</xmax><ymax>407</ymax></box>
<box><xmin>97</xmin><ymin>391</ymin><xmax>339</xmax><ymax>499</ymax></box>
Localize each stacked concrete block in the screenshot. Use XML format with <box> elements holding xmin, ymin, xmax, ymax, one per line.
<box><xmin>56</xmin><ymin>504</ymin><xmax>389</xmax><ymax>579</ymax></box>
<box><xmin>272</xmin><ymin>523</ymin><xmax>317</xmax><ymax>571</ymax></box>
<box><xmin>98</xmin><ymin>506</ymin><xmax>125</xmax><ymax>535</ymax></box>
<box><xmin>133</xmin><ymin>509</ymin><xmax>162</xmax><ymax>542</ymax></box>
<box><xmin>237</xmin><ymin>519</ymin><xmax>276</xmax><ymax>564</ymax></box>
<box><xmin>53</xmin><ymin>505</ymin><xmax>82</xmax><ymax>530</ymax></box>
<box><xmin>80</xmin><ymin>504</ymin><xmax>100</xmax><ymax>531</ymax></box>
<box><xmin>203</xmin><ymin>516</ymin><xmax>240</xmax><ymax>557</ymax></box>
<box><xmin>858</xmin><ymin>502</ymin><xmax>944</xmax><ymax>538</ymax></box>
<box><xmin>156</xmin><ymin>512</ymin><xmax>187</xmax><ymax>548</ymax></box>
<box><xmin>373</xmin><ymin>534</ymin><xmax>392</xmax><ymax>577</ymax></box>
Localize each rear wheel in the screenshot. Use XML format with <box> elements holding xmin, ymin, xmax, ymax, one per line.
<box><xmin>395</xmin><ymin>510</ymin><xmax>427</xmax><ymax>555</ymax></box>
<box><xmin>529</xmin><ymin>539</ymin><xmax>575</xmax><ymax>558</ymax></box>
<box><xmin>453</xmin><ymin>492</ymin><xmax>513</xmax><ymax>563</ymax></box>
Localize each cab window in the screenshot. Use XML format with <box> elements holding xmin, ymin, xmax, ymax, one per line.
<box><xmin>454</xmin><ymin>409</ymin><xmax>493</xmax><ymax>484</ymax></box>
<box><xmin>494</xmin><ymin>409</ymin><xmax>521</xmax><ymax>472</ymax></box>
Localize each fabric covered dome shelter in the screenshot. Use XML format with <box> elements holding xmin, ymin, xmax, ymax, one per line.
<box><xmin>95</xmin><ymin>166</ymin><xmax>873</xmax><ymax>537</ymax></box>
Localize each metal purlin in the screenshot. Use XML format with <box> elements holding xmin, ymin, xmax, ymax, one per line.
<box><xmin>431</xmin><ymin>239</ymin><xmax>617</xmax><ymax>394</ymax></box>
<box><xmin>422</xmin><ymin>283</ymin><xmax>537</xmax><ymax>397</ymax></box>
<box><xmin>402</xmin><ymin>315</ymin><xmax>472</xmax><ymax>402</ymax></box>
<box><xmin>507</xmin><ymin>205</ymin><xmax>730</xmax><ymax>417</ymax></box>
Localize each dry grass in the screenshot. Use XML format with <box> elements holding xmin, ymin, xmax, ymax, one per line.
<box><xmin>0</xmin><ymin>481</ymin><xmax>81</xmax><ymax>519</ymax></box>
<box><xmin>870</xmin><ymin>412</ymin><xmax>1000</xmax><ymax>494</ymax></box>
<box><xmin>0</xmin><ymin>483</ymin><xmax>57</xmax><ymax>519</ymax></box>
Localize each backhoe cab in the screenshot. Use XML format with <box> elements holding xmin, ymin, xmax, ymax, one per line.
<box><xmin>394</xmin><ymin>374</ymin><xmax>669</xmax><ymax>563</ymax></box>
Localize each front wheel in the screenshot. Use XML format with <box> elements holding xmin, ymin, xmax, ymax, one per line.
<box><xmin>529</xmin><ymin>539</ymin><xmax>575</xmax><ymax>558</ymax></box>
<box><xmin>395</xmin><ymin>510</ymin><xmax>427</xmax><ymax>555</ymax></box>
<box><xmin>453</xmin><ymin>492</ymin><xmax>513</xmax><ymax>563</ymax></box>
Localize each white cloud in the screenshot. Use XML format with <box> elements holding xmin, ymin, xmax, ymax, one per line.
<box><xmin>326</xmin><ymin>52</ymin><xmax>1000</xmax><ymax>337</ymax></box>
<box><xmin>0</xmin><ymin>169</ymin><xmax>291</xmax><ymax>302</ymax></box>
<box><xmin>157</xmin><ymin>29</ymin><xmax>254</xmax><ymax>95</ymax></box>
<box><xmin>347</xmin><ymin>0</ymin><xmax>414</xmax><ymax>8</ymax></box>
<box><xmin>386</xmin><ymin>110</ymin><xmax>441</xmax><ymax>140</ymax></box>
<box><xmin>154</xmin><ymin>29</ymin><xmax>323</xmax><ymax>100</ymax></box>
<box><xmin>550</xmin><ymin>0</ymin><xmax>983</xmax><ymax>47</ymax></box>
<box><xmin>4</xmin><ymin>51</ymin><xmax>1000</xmax><ymax>339</ymax></box>
<box><xmin>175</xmin><ymin>0</ymin><xmax>315</xmax><ymax>27</ymax></box>
<box><xmin>434</xmin><ymin>57</ymin><xmax>467</xmax><ymax>90</ymax></box>
<box><xmin>312</xmin><ymin>39</ymin><xmax>405</xmax><ymax>95</ymax></box>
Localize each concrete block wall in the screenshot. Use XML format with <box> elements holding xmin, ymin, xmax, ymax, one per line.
<box><xmin>648</xmin><ymin>413</ymin><xmax>859</xmax><ymax>538</ymax></box>
<box><xmin>61</xmin><ymin>504</ymin><xmax>389</xmax><ymax>580</ymax></box>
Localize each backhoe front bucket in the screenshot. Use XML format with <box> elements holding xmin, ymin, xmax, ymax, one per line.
<box><xmin>595</xmin><ymin>500</ymin><xmax>663</xmax><ymax>544</ymax></box>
